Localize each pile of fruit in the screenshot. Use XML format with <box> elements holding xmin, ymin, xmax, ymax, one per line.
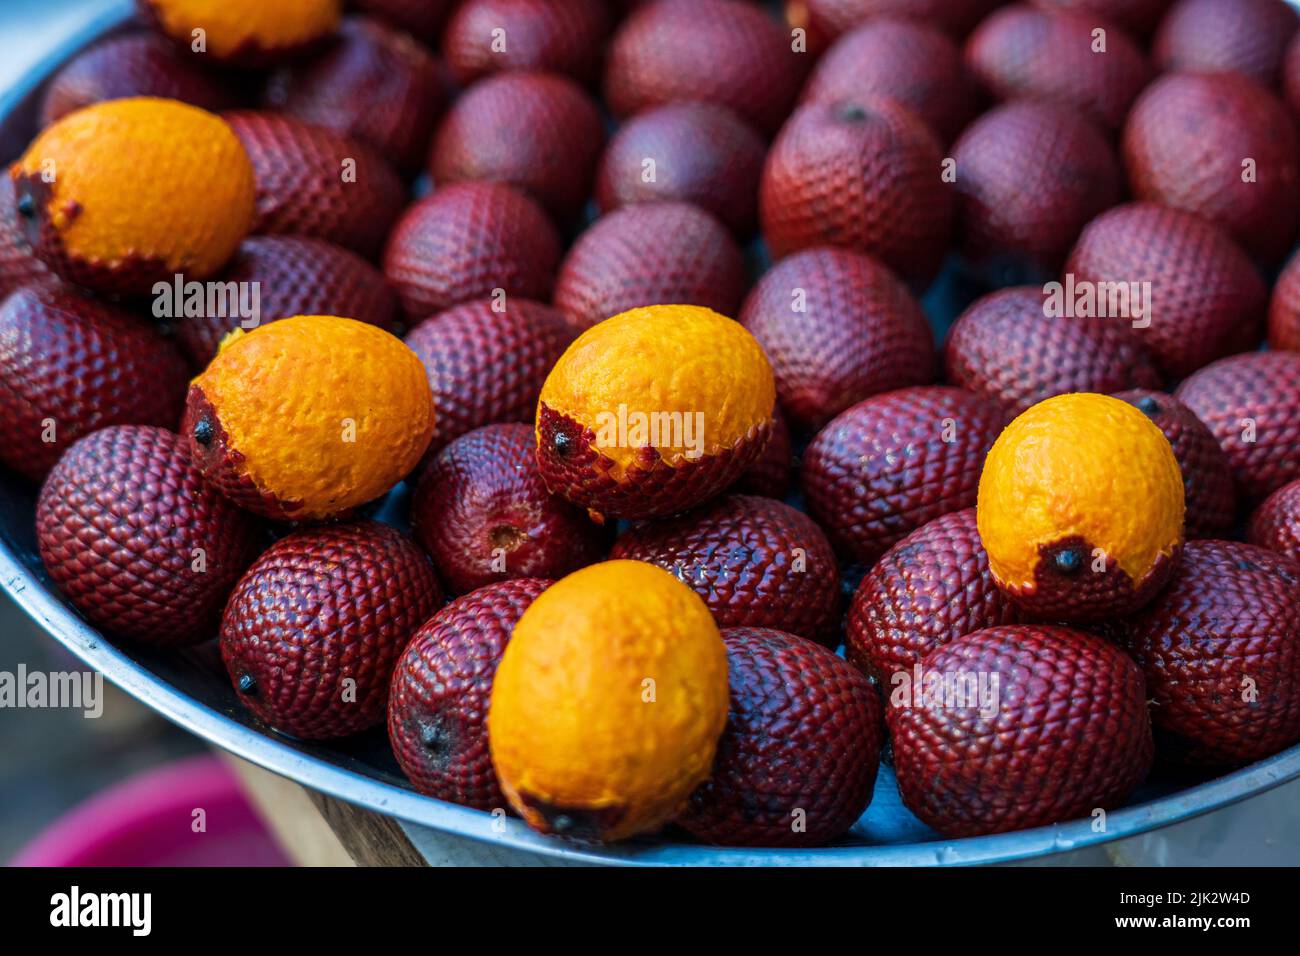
<box><xmin>4</xmin><ymin>0</ymin><xmax>1300</xmax><ymax>849</ymax></box>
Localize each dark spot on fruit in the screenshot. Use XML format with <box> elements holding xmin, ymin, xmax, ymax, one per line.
<box><xmin>237</xmin><ymin>672</ymin><xmax>257</xmax><ymax>696</ymax></box>
<box><xmin>489</xmin><ymin>524</ymin><xmax>525</xmax><ymax>551</ymax></box>
<box><xmin>419</xmin><ymin>718</ymin><xmax>447</xmax><ymax>757</ymax></box>
<box><xmin>516</xmin><ymin>789</ymin><xmax>625</xmax><ymax>842</ymax></box>
<box><xmin>553</xmin><ymin>429</ymin><xmax>574</xmax><ymax>459</ymax></box>
<box><xmin>836</xmin><ymin>102</ymin><xmax>869</xmax><ymax>123</ymax></box>
<box><xmin>1134</xmin><ymin>395</ymin><xmax>1161</xmax><ymax>417</ymax></box>
<box><xmin>193</xmin><ymin>416</ymin><xmax>214</xmax><ymax>446</ymax></box>
<box><xmin>1053</xmin><ymin>548</ymin><xmax>1084</xmax><ymax>574</ymax></box>
<box><xmin>15</xmin><ymin>191</ymin><xmax>35</xmax><ymax>219</ymax></box>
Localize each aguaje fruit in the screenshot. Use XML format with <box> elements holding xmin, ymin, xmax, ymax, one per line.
<box><xmin>1267</xmin><ymin>249</ymin><xmax>1300</xmax><ymax>351</ymax></box>
<box><xmin>1032</xmin><ymin>0</ymin><xmax>1171</xmax><ymax>36</ymax></box>
<box><xmin>1175</xmin><ymin>351</ymin><xmax>1300</xmax><ymax>502</ymax></box>
<box><xmin>733</xmin><ymin>407</ymin><xmax>793</xmax><ymax>499</ymax></box>
<box><xmin>536</xmin><ymin>305</ymin><xmax>775</xmax><ymax>521</ymax></box>
<box><xmin>793</xmin><ymin>0</ymin><xmax>1000</xmax><ymax>41</ymax></box>
<box><xmin>1123</xmin><ymin>72</ymin><xmax>1300</xmax><ymax>263</ymax></box>
<box><xmin>429</xmin><ymin>72</ymin><xmax>605</xmax><ymax>222</ymax></box>
<box><xmin>1119</xmin><ymin>540</ymin><xmax>1300</xmax><ymax>766</ymax></box>
<box><xmin>977</xmin><ymin>393</ymin><xmax>1185</xmax><ymax>622</ymax></box>
<box><xmin>0</xmin><ymin>179</ymin><xmax>51</xmax><ymax>300</ymax></box>
<box><xmin>403</xmin><ymin>298</ymin><xmax>573</xmax><ymax>456</ymax></box>
<box><xmin>140</xmin><ymin>0</ymin><xmax>341</xmax><ymax>66</ymax></box>
<box><xmin>1064</xmin><ymin>203</ymin><xmax>1267</xmax><ymax>380</ymax></box>
<box><xmin>802</xmin><ymin>386</ymin><xmax>1006</xmax><ymax>566</ymax></box>
<box><xmin>177</xmin><ymin>235</ymin><xmax>398</xmax><ymax>368</ymax></box>
<box><xmin>221</xmin><ymin>521</ymin><xmax>441</xmax><ymax>740</ymax></box>
<box><xmin>611</xmin><ymin>494</ymin><xmax>841</xmax><ymax>645</ymax></box>
<box><xmin>1152</xmin><ymin>0</ymin><xmax>1298</xmax><ymax>88</ymax></box>
<box><xmin>1249</xmin><ymin>478</ymin><xmax>1300</xmax><ymax>563</ymax></box>
<box><xmin>677</xmin><ymin>627</ymin><xmax>883</xmax><ymax>847</ymax></box>
<box><xmin>0</xmin><ymin>282</ymin><xmax>189</xmax><ymax>482</ymax></box>
<box><xmin>36</xmin><ymin>426</ymin><xmax>263</xmax><ymax>646</ymax></box>
<box><xmin>594</xmin><ymin>102</ymin><xmax>766</xmax><ymax>236</ymax></box>
<box><xmin>739</xmin><ymin>247</ymin><xmax>936</xmax><ymax>435</ymax></box>
<box><xmin>223</xmin><ymin>111</ymin><xmax>406</xmax><ymax>260</ymax></box>
<box><xmin>488</xmin><ymin>560</ymin><xmax>728</xmax><ymax>841</ymax></box>
<box><xmin>944</xmin><ymin>286</ymin><xmax>1161</xmax><ymax>417</ymax></box>
<box><xmin>354</xmin><ymin>0</ymin><xmax>454</xmax><ymax>44</ymax></box>
<box><xmin>443</xmin><ymin>0</ymin><xmax>612</xmax><ymax>86</ymax></box>
<box><xmin>1115</xmin><ymin>389</ymin><xmax>1236</xmax><ymax>539</ymax></box>
<box><xmin>11</xmin><ymin>98</ymin><xmax>254</xmax><ymax>295</ymax></box>
<box><xmin>846</xmin><ymin>508</ymin><xmax>1022</xmax><ymax>682</ymax></box>
<box><xmin>553</xmin><ymin>202</ymin><xmax>746</xmax><ymax>334</ymax></box>
<box><xmin>183</xmin><ymin>316</ymin><xmax>434</xmax><ymax>521</ymax></box>
<box><xmin>411</xmin><ymin>424</ymin><xmax>609</xmax><ymax>595</ymax></box>
<box><xmin>383</xmin><ymin>182</ymin><xmax>561</xmax><ymax>323</ymax></box>
<box><xmin>388</xmin><ymin>578</ymin><xmax>551</xmax><ymax>811</ymax></box>
<box><xmin>760</xmin><ymin>99</ymin><xmax>954</xmax><ymax>287</ymax></box>
<box><xmin>888</xmin><ymin>624</ymin><xmax>1154</xmax><ymax>837</ymax></box>
<box><xmin>950</xmin><ymin>101</ymin><xmax>1121</xmax><ymax>281</ymax></box>
<box><xmin>604</xmin><ymin>0</ymin><xmax>806</xmax><ymax>137</ymax></box>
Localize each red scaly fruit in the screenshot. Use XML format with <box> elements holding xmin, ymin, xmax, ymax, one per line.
<box><xmin>604</xmin><ymin>0</ymin><xmax>807</xmax><ymax>137</ymax></box>
<box><xmin>1123</xmin><ymin>72</ymin><xmax>1300</xmax><ymax>263</ymax></box>
<box><xmin>1118</xmin><ymin>540</ymin><xmax>1300</xmax><ymax>766</ymax></box>
<box><xmin>944</xmin><ymin>286</ymin><xmax>1161</xmax><ymax>418</ymax></box>
<box><xmin>676</xmin><ymin>626</ymin><xmax>882</xmax><ymax>847</ymax></box>
<box><xmin>264</xmin><ymin>16</ymin><xmax>446</xmax><ymax>174</ymax></box>
<box><xmin>353</xmin><ymin>0</ymin><xmax>456</xmax><ymax>45</ymax></box>
<box><xmin>0</xmin><ymin>282</ymin><xmax>189</xmax><ymax>483</ymax></box>
<box><xmin>1114</xmin><ymin>389</ymin><xmax>1237</xmax><ymax>538</ymax></box>
<box><xmin>1248</xmin><ymin>478</ymin><xmax>1300</xmax><ymax>563</ymax></box>
<box><xmin>889</xmin><ymin>624</ymin><xmax>1154</xmax><ymax>837</ymax></box>
<box><xmin>221</xmin><ymin>521</ymin><xmax>442</xmax><ymax>740</ymax></box>
<box><xmin>965</xmin><ymin>5</ymin><xmax>1153</xmax><ymax>133</ymax></box>
<box><xmin>801</xmin><ymin>17</ymin><xmax>979</xmax><ymax>144</ymax></box>
<box><xmin>1064</xmin><ymin>203</ymin><xmax>1268</xmax><ymax>380</ymax></box>
<box><xmin>1031</xmin><ymin>0</ymin><xmax>1172</xmax><ymax>37</ymax></box>
<box><xmin>801</xmin><ymin>385</ymin><xmax>1007</xmax><ymax>565</ymax></box>
<box><xmin>1267</xmin><ymin>248</ymin><xmax>1300</xmax><ymax>351</ymax></box>
<box><xmin>223</xmin><ymin>111</ymin><xmax>406</xmax><ymax>260</ymax></box>
<box><xmin>387</xmin><ymin>577</ymin><xmax>551</xmax><ymax>810</ymax></box>
<box><xmin>732</xmin><ymin>407</ymin><xmax>793</xmax><ymax>499</ymax></box>
<box><xmin>403</xmin><ymin>298</ymin><xmax>574</xmax><ymax>456</ymax></box>
<box><xmin>792</xmin><ymin>0</ymin><xmax>1001</xmax><ymax>41</ymax></box>
<box><xmin>429</xmin><ymin>72</ymin><xmax>605</xmax><ymax>223</ymax></box>
<box><xmin>760</xmin><ymin>99</ymin><xmax>955</xmax><ymax>287</ymax></box>
<box><xmin>594</xmin><ymin>102</ymin><xmax>766</xmax><ymax>236</ymax></box>
<box><xmin>411</xmin><ymin>424</ymin><xmax>609</xmax><ymax>595</ymax></box>
<box><xmin>553</xmin><ymin>202</ymin><xmax>746</xmax><ymax>333</ymax></box>
<box><xmin>610</xmin><ymin>494</ymin><xmax>841</xmax><ymax>645</ymax></box>
<box><xmin>177</xmin><ymin>236</ymin><xmax>399</xmax><ymax>368</ymax></box>
<box><xmin>0</xmin><ymin>178</ymin><xmax>51</xmax><ymax>301</ymax></box>
<box><xmin>1175</xmin><ymin>351</ymin><xmax>1300</xmax><ymax>502</ymax></box>
<box><xmin>1285</xmin><ymin>31</ymin><xmax>1300</xmax><ymax>116</ymax></box>
<box><xmin>739</xmin><ymin>247</ymin><xmax>935</xmax><ymax>435</ymax></box>
<box><xmin>1153</xmin><ymin>0</ymin><xmax>1299</xmax><ymax>89</ymax></box>
<box><xmin>951</xmin><ymin>101</ymin><xmax>1121</xmax><ymax>281</ymax></box>
<box><xmin>383</xmin><ymin>182</ymin><xmax>561</xmax><ymax>322</ymax></box>
<box><xmin>442</xmin><ymin>0</ymin><xmax>613</xmax><ymax>87</ymax></box>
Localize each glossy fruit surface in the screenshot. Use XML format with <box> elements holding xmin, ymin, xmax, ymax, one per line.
<box><xmin>36</xmin><ymin>426</ymin><xmax>263</xmax><ymax>646</ymax></box>
<box><xmin>0</xmin><ymin>179</ymin><xmax>52</xmax><ymax>300</ymax></box>
<box><xmin>1267</xmin><ymin>249</ymin><xmax>1300</xmax><ymax>351</ymax></box>
<box><xmin>1031</xmin><ymin>0</ymin><xmax>1171</xmax><ymax>36</ymax></box>
<box><xmin>443</xmin><ymin>0</ymin><xmax>612</xmax><ymax>86</ymax></box>
<box><xmin>677</xmin><ymin>626</ymin><xmax>883</xmax><ymax>847</ymax></box>
<box><xmin>488</xmin><ymin>560</ymin><xmax>729</xmax><ymax>841</ymax></box>
<box><xmin>732</xmin><ymin>407</ymin><xmax>792</xmax><ymax>499</ymax></box>
<box><xmin>221</xmin><ymin>520</ymin><xmax>441</xmax><ymax>739</ymax></box>
<box><xmin>354</xmin><ymin>0</ymin><xmax>455</xmax><ymax>44</ymax></box>
<box><xmin>1152</xmin><ymin>0</ymin><xmax>1298</xmax><ymax>88</ymax></box>
<box><xmin>794</xmin><ymin>0</ymin><xmax>1001</xmax><ymax>40</ymax></box>
<box><xmin>1248</xmin><ymin>478</ymin><xmax>1300</xmax><ymax>564</ymax></box>
<box><xmin>141</xmin><ymin>0</ymin><xmax>341</xmax><ymax>66</ymax></box>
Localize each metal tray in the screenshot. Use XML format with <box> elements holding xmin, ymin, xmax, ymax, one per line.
<box><xmin>3</xmin><ymin>2</ymin><xmax>1299</xmax><ymax>866</ymax></box>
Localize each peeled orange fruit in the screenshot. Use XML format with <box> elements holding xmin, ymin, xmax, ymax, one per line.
<box><xmin>141</xmin><ymin>0</ymin><xmax>342</xmax><ymax>65</ymax></box>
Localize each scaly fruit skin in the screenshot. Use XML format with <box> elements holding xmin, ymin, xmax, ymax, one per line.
<box><xmin>595</xmin><ymin>102</ymin><xmax>766</xmax><ymax>236</ymax></box>
<box><xmin>1176</xmin><ymin>351</ymin><xmax>1300</xmax><ymax>502</ymax></box>
<box><xmin>354</xmin><ymin>0</ymin><xmax>455</xmax><ymax>44</ymax></box>
<box><xmin>1267</xmin><ymin>249</ymin><xmax>1300</xmax><ymax>351</ymax></box>
<box><xmin>951</xmin><ymin>101</ymin><xmax>1121</xmax><ymax>281</ymax></box>
<box><xmin>388</xmin><ymin>578</ymin><xmax>551</xmax><ymax>810</ymax></box>
<box><xmin>224</xmin><ymin>111</ymin><xmax>406</xmax><ymax>260</ymax></box>
<box><xmin>411</xmin><ymin>424</ymin><xmax>609</xmax><ymax>595</ymax></box>
<box><xmin>221</xmin><ymin>521</ymin><xmax>441</xmax><ymax>740</ymax></box>
<box><xmin>677</xmin><ymin>626</ymin><xmax>882</xmax><ymax>847</ymax></box>
<box><xmin>141</xmin><ymin>0</ymin><xmax>341</xmax><ymax>66</ymax></box>
<box><xmin>1286</xmin><ymin>32</ymin><xmax>1300</xmax><ymax>116</ymax></box>
<box><xmin>1115</xmin><ymin>390</ymin><xmax>1237</xmax><ymax>538</ymax></box>
<box><xmin>760</xmin><ymin>99</ymin><xmax>954</xmax><ymax>287</ymax></box>
<box><xmin>1064</xmin><ymin>203</ymin><xmax>1267</xmax><ymax>380</ymax></box>
<box><xmin>1153</xmin><ymin>0</ymin><xmax>1299</xmax><ymax>88</ymax></box>
<box><xmin>553</xmin><ymin>202</ymin><xmax>746</xmax><ymax>333</ymax></box>
<box><xmin>889</xmin><ymin>624</ymin><xmax>1154</xmax><ymax>837</ymax></box>
<box><xmin>0</xmin><ymin>178</ymin><xmax>52</xmax><ymax>301</ymax></box>
<box><xmin>1032</xmin><ymin>0</ymin><xmax>1171</xmax><ymax>36</ymax></box>
<box><xmin>965</xmin><ymin>6</ymin><xmax>1152</xmax><ymax>133</ymax></box>
<box><xmin>611</xmin><ymin>494</ymin><xmax>841</xmax><ymax>645</ymax></box>
<box><xmin>944</xmin><ymin>286</ymin><xmax>1161</xmax><ymax>417</ymax></box>
<box><xmin>801</xmin><ymin>17</ymin><xmax>978</xmax><ymax>144</ymax></box>
<box><xmin>1123</xmin><ymin>72</ymin><xmax>1300</xmax><ymax>264</ymax></box>
<box><xmin>795</xmin><ymin>0</ymin><xmax>1000</xmax><ymax>40</ymax></box>
<box><xmin>847</xmin><ymin>508</ymin><xmax>1021</xmax><ymax>682</ymax></box>
<box><xmin>36</xmin><ymin>426</ymin><xmax>264</xmax><ymax>646</ymax></box>
<box><xmin>1120</xmin><ymin>540</ymin><xmax>1300</xmax><ymax>766</ymax></box>
<box><xmin>404</xmin><ymin>299</ymin><xmax>574</xmax><ymax>457</ymax></box>
<box><xmin>604</xmin><ymin>0</ymin><xmax>806</xmax><ymax>136</ymax></box>
<box><xmin>443</xmin><ymin>0</ymin><xmax>612</xmax><ymax>86</ymax></box>
<box><xmin>178</xmin><ymin>236</ymin><xmax>398</xmax><ymax>368</ymax></box>
<box><xmin>0</xmin><ymin>282</ymin><xmax>189</xmax><ymax>482</ymax></box>
<box><xmin>1248</xmin><ymin>478</ymin><xmax>1300</xmax><ymax>564</ymax></box>
<box><xmin>732</xmin><ymin>407</ymin><xmax>792</xmax><ymax>499</ymax></box>
<box><xmin>739</xmin><ymin>247</ymin><xmax>936</xmax><ymax>435</ymax></box>
<box><xmin>429</xmin><ymin>72</ymin><xmax>605</xmax><ymax>222</ymax></box>
<box><xmin>802</xmin><ymin>386</ymin><xmax>1006</xmax><ymax>566</ymax></box>
<box><xmin>383</xmin><ymin>182</ymin><xmax>561</xmax><ymax>323</ymax></box>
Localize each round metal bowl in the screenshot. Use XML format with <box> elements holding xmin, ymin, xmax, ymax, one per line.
<box><xmin>4</xmin><ymin>2</ymin><xmax>1299</xmax><ymax>866</ymax></box>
